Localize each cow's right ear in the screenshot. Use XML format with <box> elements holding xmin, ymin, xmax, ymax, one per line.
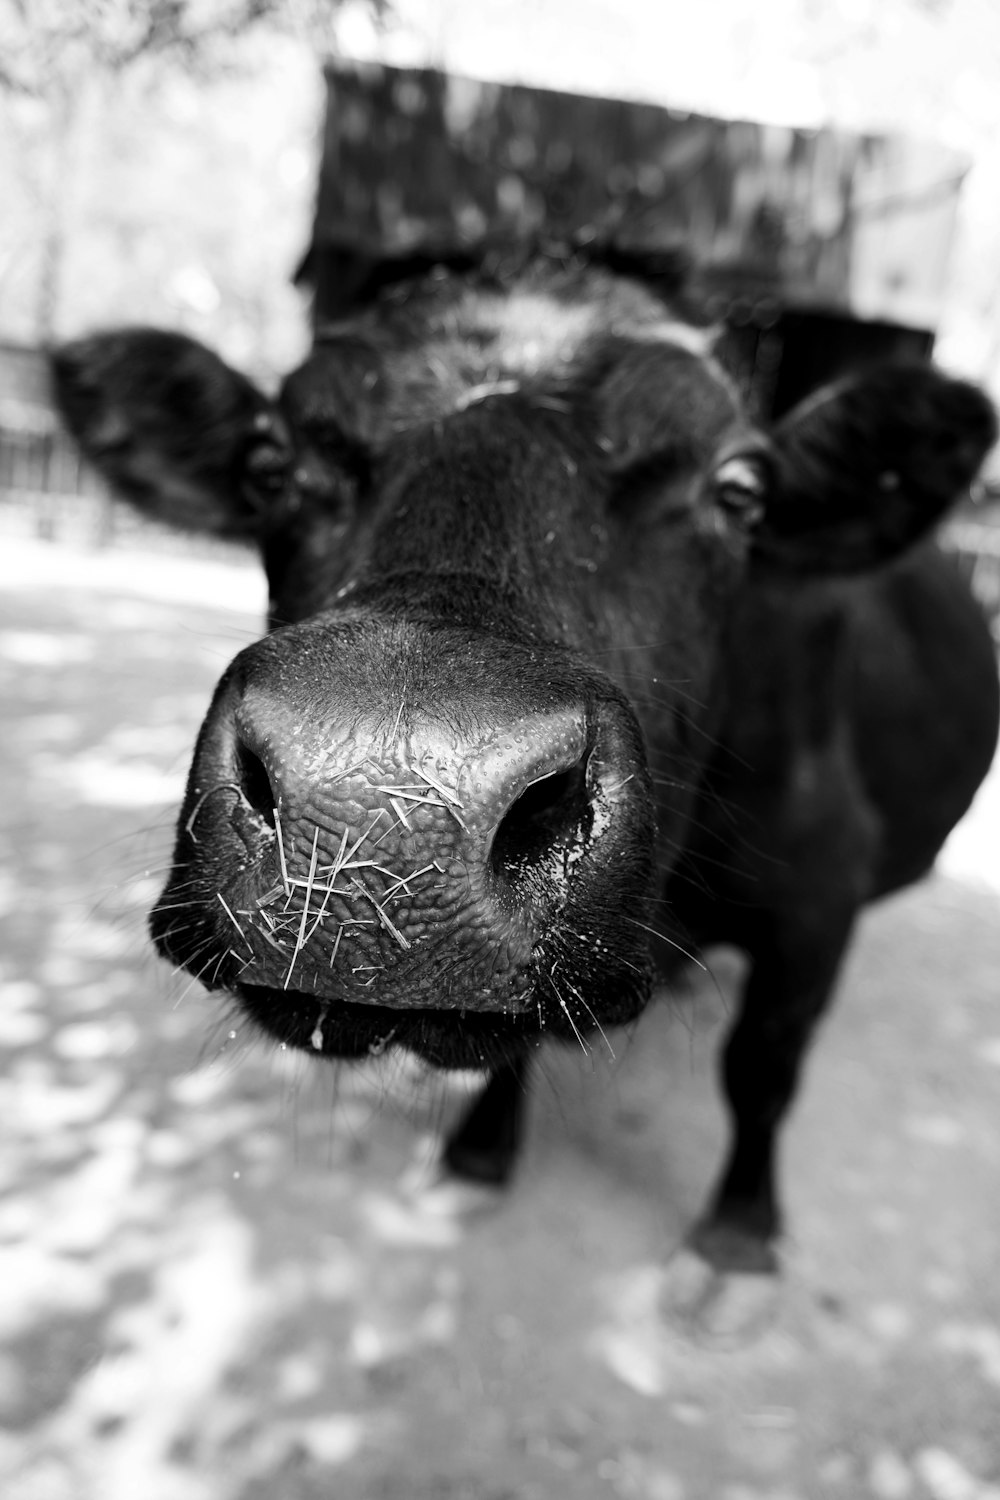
<box><xmin>743</xmin><ymin>364</ymin><xmax>997</xmax><ymax>575</ymax></box>
<box><xmin>51</xmin><ymin>329</ymin><xmax>283</xmax><ymax>538</ymax></box>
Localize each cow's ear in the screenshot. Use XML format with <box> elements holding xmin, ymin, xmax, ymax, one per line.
<box><xmin>51</xmin><ymin>329</ymin><xmax>283</xmax><ymax>539</ymax></box>
<box><xmin>748</xmin><ymin>364</ymin><xmax>997</xmax><ymax>574</ymax></box>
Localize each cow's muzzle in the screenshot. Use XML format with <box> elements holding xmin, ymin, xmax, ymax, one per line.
<box><xmin>151</xmin><ymin>619</ymin><xmax>656</xmax><ymax>1048</ymax></box>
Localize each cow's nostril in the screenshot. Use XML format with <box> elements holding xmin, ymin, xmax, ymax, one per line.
<box><xmin>236</xmin><ymin>742</ymin><xmax>276</xmax><ymax>828</ymax></box>
<box><xmin>491</xmin><ymin>756</ymin><xmax>591</xmax><ymax>882</ymax></box>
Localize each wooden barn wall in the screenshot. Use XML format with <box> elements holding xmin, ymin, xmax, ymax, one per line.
<box><xmin>311</xmin><ymin>63</ymin><xmax>966</xmax><ymax>333</ymax></box>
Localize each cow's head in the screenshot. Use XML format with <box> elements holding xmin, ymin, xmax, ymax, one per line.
<box><xmin>53</xmin><ymin>257</ymin><xmax>995</xmax><ymax>1068</ymax></box>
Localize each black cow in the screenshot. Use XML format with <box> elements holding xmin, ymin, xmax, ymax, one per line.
<box><xmin>54</xmin><ymin>252</ymin><xmax>999</xmax><ymax>1334</ymax></box>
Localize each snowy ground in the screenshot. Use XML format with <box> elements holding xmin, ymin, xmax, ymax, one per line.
<box><xmin>1</xmin><ymin>535</ymin><xmax>998</xmax><ymax>1500</ymax></box>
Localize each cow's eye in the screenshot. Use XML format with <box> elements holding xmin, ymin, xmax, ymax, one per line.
<box><xmin>244</xmin><ymin>439</ymin><xmax>292</xmax><ymax>501</ymax></box>
<box><xmin>712</xmin><ymin>455</ymin><xmax>767</xmax><ymax>525</ymax></box>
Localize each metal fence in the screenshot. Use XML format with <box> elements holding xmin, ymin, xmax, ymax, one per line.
<box><xmin>0</xmin><ymin>424</ymin><xmax>116</xmax><ymax>545</ymax></box>
<box><xmin>949</xmin><ymin>520</ymin><xmax>1000</xmax><ymax>642</ymax></box>
<box><xmin>0</xmin><ymin>422</ymin><xmax>244</xmax><ymax>559</ymax></box>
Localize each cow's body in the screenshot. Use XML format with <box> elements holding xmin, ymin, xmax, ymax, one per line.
<box><xmin>54</xmin><ymin>255</ymin><xmax>998</xmax><ymax>1327</ymax></box>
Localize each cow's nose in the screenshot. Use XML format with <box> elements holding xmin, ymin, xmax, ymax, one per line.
<box><xmin>228</xmin><ymin>683</ymin><xmax>592</xmax><ymax>876</ymax></box>
<box><xmin>174</xmin><ymin>652</ymin><xmax>645</xmax><ymax>1011</ymax></box>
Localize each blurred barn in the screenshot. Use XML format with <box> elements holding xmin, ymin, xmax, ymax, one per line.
<box><xmin>298</xmin><ymin>61</ymin><xmax>966</xmax><ymax>419</ymax></box>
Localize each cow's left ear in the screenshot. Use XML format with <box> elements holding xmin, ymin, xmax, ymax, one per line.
<box><xmin>748</xmin><ymin>364</ymin><xmax>997</xmax><ymax>574</ymax></box>
<box><xmin>51</xmin><ymin>328</ymin><xmax>281</xmax><ymax>538</ymax></box>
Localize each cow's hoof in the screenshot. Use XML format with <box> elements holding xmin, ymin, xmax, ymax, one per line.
<box><xmin>660</xmin><ymin>1244</ymin><xmax>780</xmax><ymax>1348</ymax></box>
<box><xmin>400</xmin><ymin>1157</ymin><xmax>507</xmax><ymax>1222</ymax></box>
<box><xmin>442</xmin><ymin>1138</ymin><xmax>518</xmax><ymax>1189</ymax></box>
<box><xmin>690</xmin><ymin>1219</ymin><xmax>779</xmax><ymax>1275</ymax></box>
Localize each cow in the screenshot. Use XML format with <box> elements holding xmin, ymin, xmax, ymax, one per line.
<box><xmin>53</xmin><ymin>246</ymin><xmax>999</xmax><ymax>1337</ymax></box>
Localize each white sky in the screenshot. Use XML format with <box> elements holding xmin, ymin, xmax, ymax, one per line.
<box><xmin>335</xmin><ymin>0</ymin><xmax>995</xmax><ymax>140</ymax></box>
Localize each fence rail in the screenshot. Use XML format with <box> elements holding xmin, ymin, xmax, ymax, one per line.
<box><xmin>0</xmin><ymin>424</ymin><xmax>244</xmax><ymax>560</ymax></box>
<box><xmin>949</xmin><ymin>522</ymin><xmax>1000</xmax><ymax>642</ymax></box>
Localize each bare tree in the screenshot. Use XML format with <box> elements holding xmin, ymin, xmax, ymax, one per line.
<box><xmin>0</xmin><ymin>0</ymin><xmax>386</xmax><ymax>339</ymax></box>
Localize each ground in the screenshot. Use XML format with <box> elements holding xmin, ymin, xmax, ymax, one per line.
<box><xmin>0</xmin><ymin>534</ymin><xmax>998</xmax><ymax>1500</ymax></box>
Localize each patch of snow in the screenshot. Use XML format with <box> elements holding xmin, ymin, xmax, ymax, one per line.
<box><xmin>915</xmin><ymin>1448</ymin><xmax>1000</xmax><ymax>1500</ymax></box>
<box><xmin>939</xmin><ymin>759</ymin><xmax>1000</xmax><ymax>893</ymax></box>
<box><xmin>866</xmin><ymin>1302</ymin><xmax>913</xmax><ymax>1343</ymax></box>
<box><xmin>936</xmin><ymin>1321</ymin><xmax>1000</xmax><ymax>1388</ymax></box>
<box><xmin>63</xmin><ymin>754</ymin><xmax>184</xmax><ymax>809</ymax></box>
<box><xmin>868</xmin><ymin>1451</ymin><xmax>914</xmax><ymax>1500</ymax></box>
<box><xmin>168</xmin><ymin>1067</ymin><xmax>234</xmax><ymax>1107</ymax></box>
<box><xmin>0</xmin><ymin>1011</ymin><xmax>48</xmax><ymax>1047</ymax></box>
<box><xmin>359</xmin><ymin>1187</ymin><xmax>463</xmax><ymax>1247</ymax></box>
<box><xmin>23</xmin><ymin>1200</ymin><xmax>265</xmax><ymax>1500</ymax></box>
<box><xmin>293</xmin><ymin>1415</ymin><xmax>365</xmax><ymax>1465</ymax></box>
<box><xmin>924</xmin><ymin>1269</ymin><xmax>962</xmax><ymax>1303</ymax></box>
<box><xmin>53</xmin><ymin>1018</ymin><xmax>139</xmax><ymax>1061</ymax></box>
<box><xmin>313</xmin><ymin>1246</ymin><xmax>361</xmax><ymax>1303</ymax></box>
<box><xmin>13</xmin><ymin>712</ymin><xmax>81</xmax><ymax>745</ymax></box>
<box><xmin>599</xmin><ymin>1328</ymin><xmax>668</xmax><ymax>1397</ymax></box>
<box><xmin>99</xmin><ymin>723</ymin><xmax>195</xmax><ymax>759</ymax></box>
<box><xmin>643</xmin><ymin>1470</ymin><xmax>686</xmax><ymax>1500</ymax></box>
<box><xmin>669</xmin><ymin>1398</ymin><xmax>708</xmax><ymax>1427</ymax></box>
<box><xmin>0</xmin><ymin>1244</ymin><xmax>108</xmax><ymax>1337</ymax></box>
<box><xmin>904</xmin><ymin>1114</ymin><xmax>966</xmax><ymax>1147</ymax></box>
<box><xmin>0</xmin><ymin>629</ymin><xmax>94</xmax><ymax>665</ymax></box>
<box><xmin>274</xmin><ymin>1348</ymin><xmax>326</xmax><ymax>1402</ymax></box>
<box><xmin>5</xmin><ymin>1062</ymin><xmax>120</xmax><ymax>1133</ymax></box>
<box><xmin>0</xmin><ymin>979</ymin><xmax>44</xmax><ymax>1011</ymax></box>
<box><xmin>0</xmin><ymin>536</ymin><xmax>265</xmax><ymax>615</ymax></box>
<box><xmin>590</xmin><ymin>1264</ymin><xmax>669</xmax><ymax>1397</ymax></box>
<box><xmin>0</xmin><ymin>871</ymin><xmax>26</xmax><ymax>918</ymax></box>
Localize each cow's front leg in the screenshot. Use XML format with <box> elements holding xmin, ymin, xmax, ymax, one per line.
<box><xmin>402</xmin><ymin>1051</ymin><xmax>531</xmax><ymax>1219</ymax></box>
<box><xmin>443</xmin><ymin>1050</ymin><xmax>531</xmax><ymax>1185</ymax></box>
<box><xmin>664</xmin><ymin>912</ymin><xmax>855</xmax><ymax>1341</ymax></box>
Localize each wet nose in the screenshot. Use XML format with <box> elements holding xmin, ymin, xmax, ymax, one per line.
<box><xmin>229</xmin><ymin>684</ymin><xmax>595</xmax><ymax>892</ymax></box>
<box><xmin>173</xmin><ymin>634</ymin><xmax>646</xmax><ymax>1011</ymax></box>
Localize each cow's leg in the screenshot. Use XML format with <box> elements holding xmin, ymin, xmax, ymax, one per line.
<box><xmin>664</xmin><ymin>911</ymin><xmax>855</xmax><ymax>1340</ymax></box>
<box><xmin>443</xmin><ymin>1050</ymin><xmax>531</xmax><ymax>1185</ymax></box>
<box><xmin>698</xmin><ymin>915</ymin><xmax>854</xmax><ymax>1264</ymax></box>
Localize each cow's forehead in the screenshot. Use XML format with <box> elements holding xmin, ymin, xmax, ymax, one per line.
<box><xmin>280</xmin><ymin>263</ymin><xmax>735</xmax><ymax>450</ymax></box>
<box><xmin>441</xmin><ymin>276</ymin><xmax>713</xmax><ymax>372</ymax></box>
